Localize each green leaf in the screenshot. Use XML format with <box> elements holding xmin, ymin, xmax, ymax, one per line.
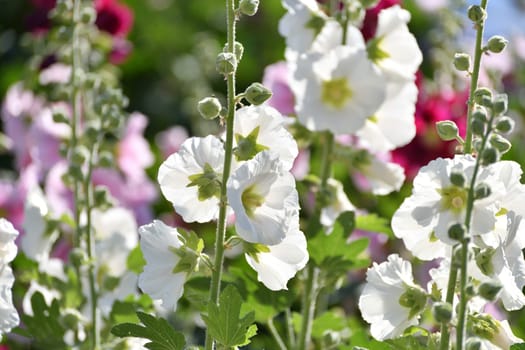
<box><xmin>201</xmin><ymin>285</ymin><xmax>257</xmax><ymax>347</ymax></box>
<box><xmin>511</xmin><ymin>344</ymin><xmax>525</xmax><ymax>350</ymax></box>
<box><xmin>111</xmin><ymin>312</ymin><xmax>186</xmax><ymax>350</ymax></box>
<box><xmin>311</xmin><ymin>311</ymin><xmax>347</xmax><ymax>339</ymax></box>
<box><xmin>127</xmin><ymin>245</ymin><xmax>146</xmax><ymax>274</ymax></box>
<box><xmin>355</xmin><ymin>213</ymin><xmax>394</xmax><ymax>238</ymax></box>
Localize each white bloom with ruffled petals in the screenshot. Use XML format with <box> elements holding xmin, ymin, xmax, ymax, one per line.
<box><xmin>359</xmin><ymin>254</ymin><xmax>426</xmax><ymax>340</ymax></box>
<box><xmin>371</xmin><ymin>5</ymin><xmax>423</xmax><ymax>81</ymax></box>
<box><xmin>233</xmin><ymin>105</ymin><xmax>298</xmax><ymax>170</ymax></box>
<box><xmin>158</xmin><ymin>135</ymin><xmax>224</xmax><ymax>223</ymax></box>
<box><xmin>245</xmin><ymin>216</ymin><xmax>308</xmax><ymax>291</ymax></box>
<box><xmin>320</xmin><ymin>178</ymin><xmax>356</xmax><ymax>229</ymax></box>
<box><xmin>227</xmin><ymin>151</ymin><xmax>299</xmax><ymax>246</ymax></box>
<box><xmin>138</xmin><ymin>220</ymin><xmax>187</xmax><ymax>311</ymax></box>
<box><xmin>291</xmin><ymin>46</ymin><xmax>386</xmax><ymax>135</ymax></box>
<box><xmin>0</xmin><ymin>218</ymin><xmax>19</xmax><ymax>336</ymax></box>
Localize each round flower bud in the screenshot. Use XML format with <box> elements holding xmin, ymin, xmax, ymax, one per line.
<box><xmin>244</xmin><ymin>82</ymin><xmax>272</xmax><ymax>105</ymax></box>
<box><xmin>495</xmin><ymin>116</ymin><xmax>514</xmax><ymax>134</ymax></box>
<box><xmin>68</xmin><ymin>165</ymin><xmax>84</xmax><ymax>181</ymax></box>
<box><xmin>239</xmin><ymin>0</ymin><xmax>259</xmax><ymax>16</ymax></box>
<box><xmin>448</xmin><ymin>223</ymin><xmax>466</xmax><ymax>241</ymax></box>
<box><xmin>81</xmin><ymin>7</ymin><xmax>96</xmax><ymax>24</ymax></box>
<box><xmin>453</xmin><ymin>53</ymin><xmax>471</xmax><ymax>72</ymax></box>
<box><xmin>471</xmin><ymin>108</ymin><xmax>488</xmax><ymax>123</ymax></box>
<box><xmin>471</xmin><ymin>118</ymin><xmax>485</xmax><ymax>136</ymax></box>
<box><xmin>474</xmin><ymin>183</ymin><xmax>491</xmax><ymax>200</ymax></box>
<box><xmin>216</xmin><ymin>52</ymin><xmax>237</xmax><ymax>75</ymax></box>
<box><xmin>224</xmin><ymin>41</ymin><xmax>244</xmax><ymax>62</ymax></box>
<box><xmin>52</xmin><ymin>111</ymin><xmax>69</xmax><ymax>124</ymax></box>
<box><xmin>489</xmin><ymin>134</ymin><xmax>511</xmax><ymax>154</ymax></box>
<box><xmin>480</xmin><ymin>147</ymin><xmax>498</xmax><ymax>166</ymax></box>
<box><xmin>69</xmin><ymin>247</ymin><xmax>87</xmax><ymax>268</ymax></box>
<box><xmin>478</xmin><ymin>281</ymin><xmax>502</xmax><ymax>301</ymax></box>
<box><xmin>467</xmin><ymin>5</ymin><xmax>486</xmax><ymax>23</ymax></box>
<box><xmin>71</xmin><ymin>146</ymin><xmax>89</xmax><ymax>166</ymax></box>
<box><xmin>473</xmin><ymin>88</ymin><xmax>492</xmax><ymax>105</ymax></box>
<box><xmin>450</xmin><ymin>171</ymin><xmax>467</xmax><ymax>187</ymax></box>
<box><xmin>432</xmin><ymin>302</ymin><xmax>453</xmax><ymax>323</ymax></box>
<box><xmin>486</xmin><ymin>35</ymin><xmax>508</xmax><ymax>54</ymax></box>
<box><xmin>98</xmin><ymin>151</ymin><xmax>114</xmax><ymax>168</ymax></box>
<box><xmin>197</xmin><ymin>97</ymin><xmax>222</xmax><ymax>120</ymax></box>
<box><xmin>94</xmin><ymin>186</ymin><xmax>111</xmax><ymax>208</ymax></box>
<box><xmin>436</xmin><ymin>120</ymin><xmax>460</xmax><ymax>141</ymax></box>
<box><xmin>492</xmin><ymin>94</ymin><xmax>508</xmax><ymax>115</ymax></box>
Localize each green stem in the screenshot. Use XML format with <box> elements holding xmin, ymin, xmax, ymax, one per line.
<box><xmin>204</xmin><ymin>0</ymin><xmax>236</xmax><ymax>349</ymax></box>
<box><xmin>297</xmin><ymin>131</ymin><xmax>334</xmax><ymax>350</ymax></box>
<box><xmin>285</xmin><ymin>308</ymin><xmax>296</xmax><ymax>349</ymax></box>
<box><xmin>439</xmin><ymin>246</ymin><xmax>458</xmax><ymax>350</ymax></box>
<box><xmin>268</xmin><ymin>317</ymin><xmax>288</xmax><ymax>350</ymax></box>
<box><xmin>463</xmin><ymin>0</ymin><xmax>489</xmax><ymax>154</ymax></box>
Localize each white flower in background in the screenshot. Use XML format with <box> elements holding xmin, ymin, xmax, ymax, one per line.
<box><xmin>359</xmin><ymin>254</ymin><xmax>426</xmax><ymax>340</ymax></box>
<box><xmin>93</xmin><ymin>207</ymin><xmax>138</xmax><ymax>277</ymax></box>
<box><xmin>0</xmin><ymin>218</ymin><xmax>19</xmax><ymax>336</ymax></box>
<box><xmin>98</xmin><ymin>272</ymin><xmax>139</xmax><ymax>316</ymax></box>
<box><xmin>357</xmin><ymin>155</ymin><xmax>405</xmax><ymax>196</ymax></box>
<box><xmin>320</xmin><ymin>178</ymin><xmax>355</xmax><ymax>229</ymax></box>
<box><xmin>21</xmin><ymin>186</ymin><xmax>58</xmax><ymax>262</ymax></box>
<box><xmin>471</xmin><ymin>212</ymin><xmax>525</xmax><ymax>311</ymax></box>
<box><xmin>233</xmin><ymin>105</ymin><xmax>298</xmax><ymax>170</ymax></box>
<box><xmin>370</xmin><ymin>5</ymin><xmax>422</xmax><ymax>81</ymax></box>
<box><xmin>279</xmin><ymin>0</ymin><xmax>328</xmax><ymax>58</ymax></box>
<box><xmin>356</xmin><ymin>80</ymin><xmax>418</xmax><ymax>153</ymax></box>
<box><xmin>227</xmin><ymin>151</ymin><xmax>299</xmax><ymax>246</ymax></box>
<box><xmin>138</xmin><ymin>220</ymin><xmax>187</xmax><ymax>311</ymax></box>
<box><xmin>488</xmin><ymin>319</ymin><xmax>524</xmax><ymax>349</ymax></box>
<box><xmin>245</xmin><ymin>215</ymin><xmax>308</xmax><ymax>290</ymax></box>
<box><xmin>158</xmin><ymin>135</ymin><xmax>224</xmax><ymax>223</ymax></box>
<box><xmin>391</xmin><ymin>155</ymin><xmax>502</xmax><ymax>260</ymax></box>
<box><xmin>291</xmin><ymin>46</ymin><xmax>386</xmax><ymax>135</ymax></box>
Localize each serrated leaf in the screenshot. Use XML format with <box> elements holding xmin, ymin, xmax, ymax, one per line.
<box><xmin>355</xmin><ymin>213</ymin><xmax>393</xmax><ymax>238</ymax></box>
<box><xmin>111</xmin><ymin>312</ymin><xmax>186</xmax><ymax>350</ymax></box>
<box><xmin>201</xmin><ymin>285</ymin><xmax>257</xmax><ymax>347</ymax></box>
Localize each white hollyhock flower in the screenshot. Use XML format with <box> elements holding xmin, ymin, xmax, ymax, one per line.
<box><xmin>245</xmin><ymin>216</ymin><xmax>308</xmax><ymax>290</ymax></box>
<box><xmin>391</xmin><ymin>155</ymin><xmax>502</xmax><ymax>260</ymax></box>
<box><xmin>21</xmin><ymin>186</ymin><xmax>58</xmax><ymax>262</ymax></box>
<box><xmin>356</xmin><ymin>80</ymin><xmax>417</xmax><ymax>153</ymax></box>
<box><xmin>233</xmin><ymin>105</ymin><xmax>298</xmax><ymax>170</ymax></box>
<box><xmin>138</xmin><ymin>220</ymin><xmax>187</xmax><ymax>311</ymax></box>
<box><xmin>320</xmin><ymin>178</ymin><xmax>356</xmax><ymax>229</ymax></box>
<box><xmin>370</xmin><ymin>5</ymin><xmax>422</xmax><ymax>81</ymax></box>
<box><xmin>291</xmin><ymin>46</ymin><xmax>386</xmax><ymax>135</ymax></box>
<box><xmin>0</xmin><ymin>218</ymin><xmax>19</xmax><ymax>336</ymax></box>
<box><xmin>158</xmin><ymin>135</ymin><xmax>224</xmax><ymax>223</ymax></box>
<box><xmin>227</xmin><ymin>150</ymin><xmax>299</xmax><ymax>246</ymax></box>
<box><xmin>359</xmin><ymin>254</ymin><xmax>426</xmax><ymax>340</ymax></box>
<box><xmin>358</xmin><ymin>155</ymin><xmax>405</xmax><ymax>195</ymax></box>
<box><xmin>93</xmin><ymin>207</ymin><xmax>138</xmax><ymax>277</ymax></box>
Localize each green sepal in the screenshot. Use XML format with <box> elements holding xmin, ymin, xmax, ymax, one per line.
<box><xmin>233</xmin><ymin>126</ymin><xmax>268</xmax><ymax>161</ymax></box>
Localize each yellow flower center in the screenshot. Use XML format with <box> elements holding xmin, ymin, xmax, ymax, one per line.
<box><xmin>321</xmin><ymin>78</ymin><xmax>353</xmax><ymax>110</ymax></box>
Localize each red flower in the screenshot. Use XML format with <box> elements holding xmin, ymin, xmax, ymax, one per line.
<box><xmin>95</xmin><ymin>0</ymin><xmax>133</xmax><ymax>37</ymax></box>
<box><xmin>360</xmin><ymin>0</ymin><xmax>401</xmax><ymax>41</ymax></box>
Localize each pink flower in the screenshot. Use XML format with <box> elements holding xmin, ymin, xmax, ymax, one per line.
<box><xmin>117</xmin><ymin>112</ymin><xmax>154</xmax><ymax>180</ymax></box>
<box><xmin>155</xmin><ymin>126</ymin><xmax>189</xmax><ymax>159</ymax></box>
<box><xmin>95</xmin><ymin>0</ymin><xmax>134</xmax><ymax>38</ymax></box>
<box><xmin>262</xmin><ymin>62</ymin><xmax>295</xmax><ymax>116</ymax></box>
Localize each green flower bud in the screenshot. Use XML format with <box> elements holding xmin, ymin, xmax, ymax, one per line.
<box><xmin>52</xmin><ymin>111</ymin><xmax>69</xmax><ymax>124</ymax></box>
<box><xmin>216</xmin><ymin>52</ymin><xmax>237</xmax><ymax>75</ymax></box>
<box><xmin>244</xmin><ymin>82</ymin><xmax>272</xmax><ymax>105</ymax></box>
<box><xmin>492</xmin><ymin>94</ymin><xmax>508</xmax><ymax>115</ymax></box>
<box><xmin>465</xmin><ymin>338</ymin><xmax>482</xmax><ymax>350</ymax></box>
<box><xmin>436</xmin><ymin>120</ymin><xmax>460</xmax><ymax>141</ymax></box>
<box><xmin>450</xmin><ymin>171</ymin><xmax>467</xmax><ymax>187</ymax></box>
<box><xmin>197</xmin><ymin>97</ymin><xmax>222</xmax><ymax>120</ymax></box>
<box><xmin>453</xmin><ymin>53</ymin><xmax>471</xmax><ymax>71</ymax></box>
<box><xmin>448</xmin><ymin>223</ymin><xmax>466</xmax><ymax>241</ymax></box>
<box><xmin>471</xmin><ymin>118</ymin><xmax>486</xmax><ymax>136</ymax></box>
<box><xmin>465</xmin><ymin>284</ymin><xmax>476</xmax><ymax>298</ymax></box>
<box><xmin>480</xmin><ymin>147</ymin><xmax>498</xmax><ymax>166</ymax></box>
<box><xmin>490</xmin><ymin>134</ymin><xmax>511</xmax><ymax>154</ymax></box>
<box><xmin>322</xmin><ymin>331</ymin><xmax>341</xmax><ymax>349</ymax></box>
<box><xmin>71</xmin><ymin>146</ymin><xmax>89</xmax><ymax>166</ymax></box>
<box><xmin>476</xmin><ymin>248</ymin><xmax>495</xmax><ymax>276</ymax></box>
<box><xmin>398</xmin><ymin>286</ymin><xmax>427</xmax><ymax>318</ymax></box>
<box><xmin>94</xmin><ymin>186</ymin><xmax>112</xmax><ymax>208</ymax></box>
<box><xmin>432</xmin><ymin>302</ymin><xmax>453</xmax><ymax>323</ymax></box>
<box><xmin>239</xmin><ymin>0</ymin><xmax>259</xmax><ymax>16</ymax></box>
<box><xmin>471</xmin><ymin>108</ymin><xmax>488</xmax><ymax>123</ymax></box>
<box><xmin>68</xmin><ymin>164</ymin><xmax>84</xmax><ymax>181</ymax></box>
<box><xmin>468</xmin><ymin>5</ymin><xmax>486</xmax><ymax>23</ymax></box>
<box><xmin>474</xmin><ymin>182</ymin><xmax>491</xmax><ymax>200</ymax></box>
<box><xmin>98</xmin><ymin>151</ymin><xmax>114</xmax><ymax>168</ymax></box>
<box><xmin>81</xmin><ymin>7</ymin><xmax>96</xmax><ymax>24</ymax></box>
<box><xmin>224</xmin><ymin>41</ymin><xmax>244</xmax><ymax>62</ymax></box>
<box><xmin>60</xmin><ymin>310</ymin><xmax>82</xmax><ymax>330</ymax></box>
<box><xmin>495</xmin><ymin>116</ymin><xmax>514</xmax><ymax>134</ymax></box>
<box><xmin>478</xmin><ymin>281</ymin><xmax>502</xmax><ymax>301</ymax></box>
<box><xmin>468</xmin><ymin>313</ymin><xmax>498</xmax><ymax>340</ymax></box>
<box><xmin>473</xmin><ymin>88</ymin><xmax>492</xmax><ymax>105</ymax></box>
<box><xmin>486</xmin><ymin>35</ymin><xmax>508</xmax><ymax>54</ymax></box>
<box><xmin>69</xmin><ymin>247</ymin><xmax>87</xmax><ymax>268</ymax></box>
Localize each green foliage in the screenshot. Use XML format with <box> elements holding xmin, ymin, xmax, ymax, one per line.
<box><xmin>127</xmin><ymin>245</ymin><xmax>146</xmax><ymax>274</ymax></box>
<box><xmin>18</xmin><ymin>292</ymin><xmax>67</xmax><ymax>349</ymax></box>
<box><xmin>511</xmin><ymin>344</ymin><xmax>525</xmax><ymax>349</ymax></box>
<box><xmin>111</xmin><ymin>311</ymin><xmax>186</xmax><ymax>350</ymax></box>
<box><xmin>355</xmin><ymin>213</ymin><xmax>394</xmax><ymax>238</ymax></box>
<box><xmin>201</xmin><ymin>285</ymin><xmax>257</xmax><ymax>348</ymax></box>
<box><xmin>311</xmin><ymin>311</ymin><xmax>348</xmax><ymax>339</ymax></box>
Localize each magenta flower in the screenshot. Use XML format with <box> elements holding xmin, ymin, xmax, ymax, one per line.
<box><xmin>262</xmin><ymin>61</ymin><xmax>295</xmax><ymax>116</ymax></box>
